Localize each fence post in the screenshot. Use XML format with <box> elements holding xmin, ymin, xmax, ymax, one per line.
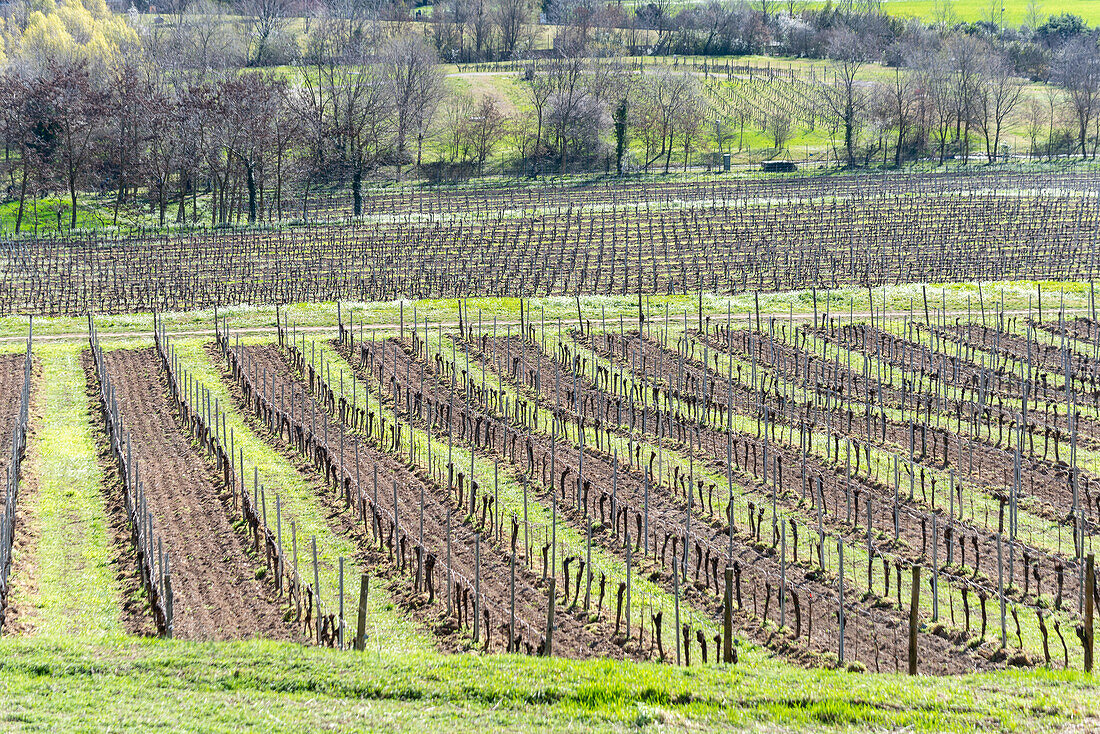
<box><xmin>312</xmin><ymin>536</ymin><xmax>321</xmax><ymax>643</ymax></box>
<box><xmin>165</xmin><ymin>556</ymin><xmax>173</xmax><ymax>640</ymax></box>
<box><xmin>909</xmin><ymin>565</ymin><xmax>921</xmax><ymax>676</ymax></box>
<box><xmin>545</xmin><ymin>577</ymin><xmax>556</xmax><ymax>657</ymax></box>
<box><xmin>1086</xmin><ymin>554</ymin><xmax>1095</xmax><ymax>673</ymax></box>
<box><xmin>723</xmin><ymin>567</ymin><xmax>734</xmax><ymax>663</ymax></box>
<box><xmin>355</xmin><ymin>573</ymin><xmax>369</xmax><ymax>651</ymax></box>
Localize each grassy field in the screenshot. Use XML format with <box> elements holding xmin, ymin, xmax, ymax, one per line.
<box><xmin>0</xmin><ymin>280</ymin><xmax>1087</xmax><ymax>341</ymax></box>
<box><xmin>2</xmin><ymin>635</ymin><xmax>1099</xmax><ymax>732</ymax></box>
<box><xmin>818</xmin><ymin>0</ymin><xmax>1100</xmax><ymax>26</ymax></box>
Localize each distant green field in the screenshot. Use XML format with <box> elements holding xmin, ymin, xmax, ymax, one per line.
<box><xmin>802</xmin><ymin>0</ymin><xmax>1100</xmax><ymax>26</ymax></box>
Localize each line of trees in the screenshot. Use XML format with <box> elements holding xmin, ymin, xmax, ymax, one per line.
<box><xmin>2</xmin><ymin>0</ymin><xmax>1100</xmax><ymax>231</ymax></box>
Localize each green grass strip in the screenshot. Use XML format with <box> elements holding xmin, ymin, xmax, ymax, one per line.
<box><xmin>7</xmin><ymin>344</ymin><xmax>125</xmax><ymax>638</ymax></box>
<box><xmin>1</xmin><ymin>635</ymin><xmax>1099</xmax><ymax>732</ymax></box>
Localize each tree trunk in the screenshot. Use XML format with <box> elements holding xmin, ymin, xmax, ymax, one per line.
<box><xmin>69</xmin><ymin>178</ymin><xmax>78</xmax><ymax>229</ymax></box>
<box><xmin>533</xmin><ymin>113</ymin><xmax>543</xmax><ymax>176</ymax></box>
<box><xmin>845</xmin><ymin>99</ymin><xmax>854</xmax><ymax>168</ymax></box>
<box><xmin>114</xmin><ymin>153</ymin><xmax>124</xmax><ymax>226</ymax></box>
<box><xmin>177</xmin><ymin>168</ymin><xmax>187</xmax><ymax>224</ymax></box>
<box><xmin>246</xmin><ymin>161</ymin><xmax>257</xmax><ymax>223</ymax></box>
<box><xmin>14</xmin><ymin>165</ymin><xmax>28</xmax><ymax>235</ymax></box>
<box><xmin>352</xmin><ymin>167</ymin><xmax>363</xmax><ymax>217</ymax></box>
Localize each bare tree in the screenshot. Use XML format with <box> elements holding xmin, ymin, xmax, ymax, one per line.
<box><xmin>300</xmin><ymin>10</ymin><xmax>394</xmax><ymax>215</ymax></box>
<box><xmin>1053</xmin><ymin>37</ymin><xmax>1100</xmax><ymax>159</ymax></box>
<box><xmin>732</xmin><ymin>96</ymin><xmax>752</xmax><ymax>151</ymax></box>
<box><xmin>767</xmin><ymin>111</ymin><xmax>792</xmax><ymax>151</ymax></box>
<box><xmin>975</xmin><ymin>49</ymin><xmax>1025</xmax><ymax>162</ymax></box>
<box><xmin>884</xmin><ymin>66</ymin><xmax>921</xmax><ymax>166</ymax></box>
<box><xmin>238</xmin><ymin>0</ymin><xmax>292</xmax><ymax>66</ymax></box>
<box><xmin>527</xmin><ymin>65</ymin><xmax>554</xmax><ymax>171</ymax></box>
<box><xmin>442</xmin><ymin>96</ymin><xmax>475</xmax><ymax>164</ymax></box>
<box><xmin>381</xmin><ymin>33</ymin><xmax>445</xmax><ymax>180</ymax></box>
<box><xmin>822</xmin><ymin>29</ymin><xmax>868</xmax><ymax>167</ymax></box>
<box><xmin>915</xmin><ymin>48</ymin><xmax>955</xmax><ymax>164</ymax></box>
<box><xmin>931</xmin><ymin>0</ymin><xmax>958</xmax><ymax>35</ymax></box>
<box><xmin>639</xmin><ymin>67</ymin><xmax>695</xmax><ymax>173</ymax></box>
<box><xmin>676</xmin><ymin>98</ymin><xmax>704</xmax><ymax>171</ymax></box>
<box><xmin>470</xmin><ymin>95</ymin><xmax>510</xmax><ymax>173</ymax></box>
<box><xmin>1023</xmin><ymin>97</ymin><xmax>1045</xmax><ymax>160</ymax></box>
<box><xmin>0</xmin><ymin>70</ymin><xmax>57</xmax><ymax>233</ymax></box>
<box><xmin>538</xmin><ymin>45</ymin><xmax>607</xmax><ymax>171</ymax></box>
<box><xmin>175</xmin><ymin>0</ymin><xmax>241</xmax><ymax>71</ymax></box>
<box><xmin>51</xmin><ymin>61</ymin><xmax>106</xmax><ymax>230</ymax></box>
<box><xmin>222</xmin><ymin>72</ymin><xmax>288</xmax><ymax>222</ymax></box>
<box><xmin>946</xmin><ymin>34</ymin><xmax>984</xmax><ymax>163</ymax></box>
<box><xmin>494</xmin><ymin>0</ymin><xmax>536</xmax><ymax>59</ymax></box>
<box><xmin>105</xmin><ymin>60</ymin><xmax>154</xmax><ymax>225</ymax></box>
<box><xmin>145</xmin><ymin>80</ymin><xmax>181</xmax><ymax>226</ymax></box>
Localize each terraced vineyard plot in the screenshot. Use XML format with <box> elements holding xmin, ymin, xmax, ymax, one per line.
<box><xmin>10</xmin><ymin>280</ymin><xmax>1100</xmax><ymax>733</ymax></box>
<box><xmin>96</xmin><ymin>347</ymin><xmax>300</xmax><ymax>642</ymax></box>
<box><xmin>460</xmin><ymin>329</ymin><xmax>1007</xmax><ymax>672</ymax></box>
<box><xmin>220</xmin><ymin>338</ymin><xmax>629</xmax><ymax>658</ymax></box>
<box><xmin>574</xmin><ymin>321</ymin><xmax>1092</xmax><ymax>663</ymax></box>
<box><xmin>321</xmin><ymin>321</ymin><xmax>992</xmax><ymax>673</ymax></box>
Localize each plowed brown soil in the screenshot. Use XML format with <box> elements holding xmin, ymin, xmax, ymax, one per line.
<box><xmin>101</xmin><ymin>347</ymin><xmax>300</xmax><ymax>642</ymax></box>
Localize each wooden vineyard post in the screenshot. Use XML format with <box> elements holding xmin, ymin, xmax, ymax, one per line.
<box><xmin>838</xmin><ymin>539</ymin><xmax>844</xmax><ymax>663</ymax></box>
<box><xmin>625</xmin><ymin>530</ymin><xmax>633</xmax><ymax>639</ymax></box>
<box><xmin>1086</xmin><ymin>554</ymin><xmax>1095</xmax><ymax>673</ymax></box>
<box><xmin>931</xmin><ymin>514</ymin><xmax>938</xmax><ymax>622</ymax></box>
<box><xmin>779</xmin><ymin>519</ymin><xmax>787</xmax><ymax>629</ymax></box>
<box><xmin>545</xmin><ymin>577</ymin><xmax>556</xmax><ymax>657</ymax></box>
<box><xmin>312</xmin><ymin>536</ymin><xmax>321</xmax><ymax>643</ymax></box>
<box><xmin>355</xmin><ymin>573</ymin><xmax>369</xmax><ymax>651</ymax></box>
<box><xmin>998</xmin><ymin>534</ymin><xmax>1006</xmax><ymax>649</ymax></box>
<box><xmin>584</xmin><ymin>518</ymin><xmax>593</xmax><ymax>611</ymax></box>
<box><xmin>909</xmin><ymin>565</ymin><xmax>920</xmax><ymax>676</ymax></box>
<box><xmin>510</xmin><ymin>550</ymin><xmax>516</xmax><ymax>653</ymax></box>
<box><xmin>165</xmin><ymin>561</ymin><xmax>174</xmax><ymax>639</ymax></box>
<box><xmin>723</xmin><ymin>568</ymin><xmax>734</xmax><ymax>664</ymax></box>
<box><xmin>474</xmin><ymin>530</ymin><xmax>481</xmax><ymax>644</ymax></box>
<box><xmin>674</xmin><ymin>558</ymin><xmax>682</xmax><ymax>665</ymax></box>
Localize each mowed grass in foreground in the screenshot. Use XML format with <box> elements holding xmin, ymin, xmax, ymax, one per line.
<box><xmin>0</xmin><ymin>635</ymin><xmax>1097</xmax><ymax>733</ymax></box>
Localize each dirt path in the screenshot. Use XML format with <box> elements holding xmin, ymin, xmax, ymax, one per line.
<box><xmin>0</xmin><ymin>307</ymin><xmax>1090</xmax><ymax>345</ymax></box>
